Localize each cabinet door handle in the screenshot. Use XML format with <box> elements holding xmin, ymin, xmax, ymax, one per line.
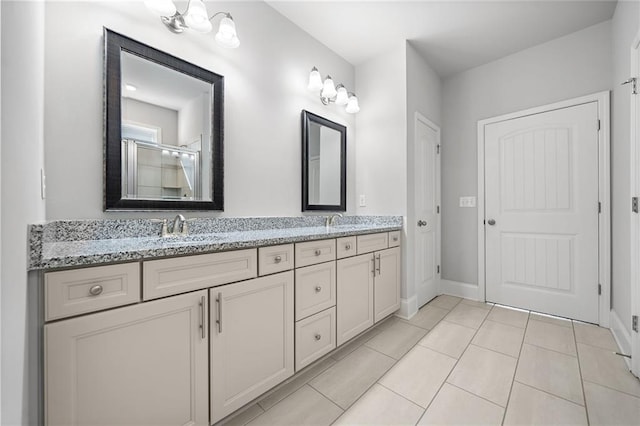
<box><xmin>375</xmin><ymin>254</ymin><xmax>381</xmax><ymax>275</ymax></box>
<box><xmin>314</xmin><ymin>334</ymin><xmax>322</xmax><ymax>341</ymax></box>
<box><xmin>88</xmin><ymin>285</ymin><xmax>103</xmax><ymax>296</ymax></box>
<box><xmin>314</xmin><ymin>249</ymin><xmax>322</xmax><ymax>256</ymax></box>
<box><xmin>216</xmin><ymin>292</ymin><xmax>223</xmax><ymax>334</ymax></box>
<box><xmin>315</xmin><ymin>286</ymin><xmax>322</xmax><ymax>293</ymax></box>
<box><xmin>371</xmin><ymin>257</ymin><xmax>375</xmax><ymax>277</ymax></box>
<box><xmin>199</xmin><ymin>295</ymin><xmax>206</xmax><ymax>340</ymax></box>
<box><xmin>274</xmin><ymin>255</ymin><xmax>282</xmax><ymax>263</ymax></box>
<box><xmin>345</xmin><ymin>244</ymin><xmax>351</xmax><ymax>250</ymax></box>
<box><xmin>393</xmin><ymin>236</ymin><xmax>398</xmax><ymax>242</ymax></box>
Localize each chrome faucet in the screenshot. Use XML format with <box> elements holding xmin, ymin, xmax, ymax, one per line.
<box><xmin>325</xmin><ymin>213</ymin><xmax>343</xmax><ymax>227</ymax></box>
<box><xmin>172</xmin><ymin>214</ymin><xmax>186</xmax><ymax>235</ymax></box>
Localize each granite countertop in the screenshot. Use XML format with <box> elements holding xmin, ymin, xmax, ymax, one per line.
<box><xmin>28</xmin><ymin>216</ymin><xmax>403</xmax><ymax>270</ymax></box>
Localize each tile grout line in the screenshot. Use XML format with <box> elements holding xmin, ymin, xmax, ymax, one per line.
<box><xmin>414</xmin><ymin>301</ymin><xmax>497</xmax><ymax>424</ymax></box>
<box><xmin>572</xmin><ymin>320</ymin><xmax>591</xmax><ymax>425</ymax></box>
<box><xmin>500</xmin><ymin>311</ymin><xmax>531</xmax><ymax>425</ymax></box>
<box><xmin>511</xmin><ymin>379</ymin><xmax>586</xmax><ymax>407</ymax></box>
<box><xmin>324</xmin><ymin>303</ymin><xmax>455</xmax><ymax>425</ymax></box>
<box><xmin>580</xmin><ymin>378</ymin><xmax>640</xmax><ymax>399</ymax></box>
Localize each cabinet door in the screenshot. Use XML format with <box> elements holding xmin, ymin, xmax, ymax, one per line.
<box><xmin>45</xmin><ymin>290</ymin><xmax>209</xmax><ymax>426</ymax></box>
<box><xmin>336</xmin><ymin>254</ymin><xmax>374</xmax><ymax>346</ymax></box>
<box><xmin>210</xmin><ymin>271</ymin><xmax>294</xmax><ymax>423</ymax></box>
<box><xmin>374</xmin><ymin>247</ymin><xmax>401</xmax><ymax>322</ymax></box>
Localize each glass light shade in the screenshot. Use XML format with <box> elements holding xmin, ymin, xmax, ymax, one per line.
<box><xmin>184</xmin><ymin>0</ymin><xmax>212</xmax><ymax>33</ymax></box>
<box><xmin>215</xmin><ymin>16</ymin><xmax>240</xmax><ymax>48</ymax></box>
<box><xmin>321</xmin><ymin>76</ymin><xmax>337</xmax><ymax>99</ymax></box>
<box><xmin>346</xmin><ymin>94</ymin><xmax>360</xmax><ymax>113</ymax></box>
<box><xmin>308</xmin><ymin>67</ymin><xmax>323</xmax><ymax>92</ymax></box>
<box><xmin>335</xmin><ymin>85</ymin><xmax>348</xmax><ymax>105</ymax></box>
<box><xmin>144</xmin><ymin>0</ymin><xmax>177</xmax><ymax>16</ymax></box>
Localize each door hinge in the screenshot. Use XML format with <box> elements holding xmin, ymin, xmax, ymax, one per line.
<box><xmin>437</xmin><ymin>205</ymin><xmax>440</xmax><ymax>214</ymax></box>
<box><xmin>622</xmin><ymin>77</ymin><xmax>638</xmax><ymax>95</ymax></box>
<box><xmin>598</xmin><ymin>283</ymin><xmax>602</xmax><ymax>295</ymax></box>
<box><xmin>633</xmin><ymin>315</ymin><xmax>638</xmax><ymax>333</ymax></box>
<box><xmin>598</xmin><ymin>202</ymin><xmax>602</xmax><ymax>213</ymax></box>
<box><xmin>597</xmin><ymin>119</ymin><xmax>601</xmax><ymax>131</ymax></box>
<box><xmin>437</xmin><ymin>265</ymin><xmax>440</xmax><ymax>274</ymax></box>
<box><xmin>436</xmin><ymin>144</ymin><xmax>440</xmax><ymax>154</ymax></box>
<box><xmin>633</xmin><ymin>197</ymin><xmax>639</xmax><ymax>213</ymax></box>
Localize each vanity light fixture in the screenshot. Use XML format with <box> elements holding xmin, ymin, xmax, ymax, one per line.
<box><xmin>308</xmin><ymin>67</ymin><xmax>360</xmax><ymax>113</ymax></box>
<box><xmin>144</xmin><ymin>0</ymin><xmax>240</xmax><ymax>48</ymax></box>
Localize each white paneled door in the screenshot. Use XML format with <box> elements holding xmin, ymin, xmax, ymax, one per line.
<box><xmin>414</xmin><ymin>114</ymin><xmax>440</xmax><ymax>307</ymax></box>
<box><xmin>485</xmin><ymin>102</ymin><xmax>600</xmax><ymax>323</ymax></box>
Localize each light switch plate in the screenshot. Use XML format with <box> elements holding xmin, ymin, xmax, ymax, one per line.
<box><xmin>459</xmin><ymin>196</ymin><xmax>476</xmax><ymax>208</ymax></box>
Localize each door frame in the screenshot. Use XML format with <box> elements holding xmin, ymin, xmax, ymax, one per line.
<box><xmin>477</xmin><ymin>92</ymin><xmax>611</xmax><ymax>327</ymax></box>
<box><xmin>409</xmin><ymin>112</ymin><xmax>441</xmax><ymax>312</ymax></box>
<box><xmin>629</xmin><ymin>31</ymin><xmax>640</xmax><ymax>376</ymax></box>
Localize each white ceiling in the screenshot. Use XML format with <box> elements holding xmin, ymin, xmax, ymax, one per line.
<box><xmin>265</xmin><ymin>0</ymin><xmax>617</xmax><ymax>77</ymax></box>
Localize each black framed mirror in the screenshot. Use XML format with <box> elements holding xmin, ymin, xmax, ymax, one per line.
<box><xmin>104</xmin><ymin>28</ymin><xmax>224</xmax><ymax>210</ymax></box>
<box><xmin>301</xmin><ymin>110</ymin><xmax>347</xmax><ymax>212</ymax></box>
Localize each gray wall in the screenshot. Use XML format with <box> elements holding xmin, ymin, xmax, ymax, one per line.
<box><xmin>44</xmin><ymin>1</ymin><xmax>356</xmax><ymax>220</ymax></box>
<box><xmin>611</xmin><ymin>0</ymin><xmax>639</xmax><ymax>335</ymax></box>
<box><xmin>1</xmin><ymin>1</ymin><xmax>47</xmax><ymax>425</ymax></box>
<box><xmin>122</xmin><ymin>98</ymin><xmax>179</xmax><ymax>146</ymax></box>
<box><xmin>405</xmin><ymin>42</ymin><xmax>442</xmax><ymax>309</ymax></box>
<box><xmin>441</xmin><ymin>21</ymin><xmax>612</xmax><ymax>285</ymax></box>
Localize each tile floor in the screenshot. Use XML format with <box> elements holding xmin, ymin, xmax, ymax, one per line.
<box><xmin>219</xmin><ymin>296</ymin><xmax>640</xmax><ymax>426</ymax></box>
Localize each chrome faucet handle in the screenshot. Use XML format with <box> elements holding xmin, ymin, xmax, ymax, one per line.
<box><xmin>181</xmin><ymin>218</ymin><xmax>198</xmax><ymax>236</ymax></box>
<box><xmin>150</xmin><ymin>219</ymin><xmax>169</xmax><ymax>238</ymax></box>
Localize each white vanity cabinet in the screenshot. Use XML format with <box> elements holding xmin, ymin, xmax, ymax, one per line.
<box><xmin>336</xmin><ymin>253</ymin><xmax>375</xmax><ymax>345</ymax></box>
<box><xmin>210</xmin><ymin>271</ymin><xmax>294</xmax><ymax>424</ymax></box>
<box><xmin>374</xmin><ymin>246</ymin><xmax>402</xmax><ymax>322</ymax></box>
<box><xmin>45</xmin><ymin>289</ymin><xmax>209</xmax><ymax>426</ymax></box>
<box><xmin>41</xmin><ymin>228</ymin><xmax>401</xmax><ymax>426</ymax></box>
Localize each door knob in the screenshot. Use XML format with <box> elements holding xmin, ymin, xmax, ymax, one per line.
<box><xmin>487</xmin><ymin>219</ymin><xmax>496</xmax><ymax>226</ymax></box>
<box><xmin>417</xmin><ymin>220</ymin><xmax>427</xmax><ymax>227</ymax></box>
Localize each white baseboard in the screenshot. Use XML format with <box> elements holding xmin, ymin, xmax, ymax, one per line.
<box><xmin>610</xmin><ymin>309</ymin><xmax>632</xmax><ymax>369</ymax></box>
<box><xmin>439</xmin><ymin>279</ymin><xmax>481</xmax><ymax>301</ymax></box>
<box><xmin>398</xmin><ymin>295</ymin><xmax>418</xmax><ymax>320</ymax></box>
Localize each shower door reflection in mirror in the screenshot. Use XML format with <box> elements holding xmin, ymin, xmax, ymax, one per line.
<box><xmin>120</xmin><ymin>50</ymin><xmax>210</xmax><ymax>202</ymax></box>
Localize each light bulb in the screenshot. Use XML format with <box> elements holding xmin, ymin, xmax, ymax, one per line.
<box><xmin>184</xmin><ymin>0</ymin><xmax>212</xmax><ymax>33</ymax></box>
<box><xmin>335</xmin><ymin>85</ymin><xmax>348</xmax><ymax>105</ymax></box>
<box><xmin>345</xmin><ymin>94</ymin><xmax>360</xmax><ymax>113</ymax></box>
<box><xmin>308</xmin><ymin>67</ymin><xmax>323</xmax><ymax>92</ymax></box>
<box><xmin>321</xmin><ymin>75</ymin><xmax>337</xmax><ymax>99</ymax></box>
<box><xmin>215</xmin><ymin>15</ymin><xmax>240</xmax><ymax>48</ymax></box>
<box><xmin>144</xmin><ymin>0</ymin><xmax>177</xmax><ymax>16</ymax></box>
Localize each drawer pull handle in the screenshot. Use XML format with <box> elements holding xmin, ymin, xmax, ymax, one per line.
<box><xmin>89</xmin><ymin>285</ymin><xmax>103</xmax><ymax>296</ymax></box>
<box><xmin>314</xmin><ymin>334</ymin><xmax>322</xmax><ymax>341</ymax></box>
<box><xmin>274</xmin><ymin>255</ymin><xmax>282</xmax><ymax>263</ymax></box>
<box><xmin>315</xmin><ymin>286</ymin><xmax>322</xmax><ymax>293</ymax></box>
<box><xmin>314</xmin><ymin>249</ymin><xmax>321</xmax><ymax>256</ymax></box>
<box><xmin>345</xmin><ymin>244</ymin><xmax>351</xmax><ymax>250</ymax></box>
<box><xmin>393</xmin><ymin>236</ymin><xmax>398</xmax><ymax>242</ymax></box>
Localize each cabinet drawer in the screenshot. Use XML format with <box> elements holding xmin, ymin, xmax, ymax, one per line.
<box><xmin>45</xmin><ymin>263</ymin><xmax>140</xmax><ymax>321</ymax></box>
<box><xmin>356</xmin><ymin>233</ymin><xmax>389</xmax><ymax>254</ymax></box>
<box><xmin>143</xmin><ymin>249</ymin><xmax>257</xmax><ymax>300</ymax></box>
<box><xmin>388</xmin><ymin>231</ymin><xmax>401</xmax><ymax>247</ymax></box>
<box><xmin>295</xmin><ymin>239</ymin><xmax>336</xmax><ymax>268</ymax></box>
<box><xmin>295</xmin><ymin>307</ymin><xmax>336</xmax><ymax>371</ymax></box>
<box><xmin>336</xmin><ymin>236</ymin><xmax>357</xmax><ymax>259</ymax></box>
<box><xmin>259</xmin><ymin>244</ymin><xmax>294</xmax><ymax>276</ymax></box>
<box><xmin>295</xmin><ymin>261</ymin><xmax>336</xmax><ymax>320</ymax></box>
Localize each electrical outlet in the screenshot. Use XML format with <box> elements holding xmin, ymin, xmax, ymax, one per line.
<box><xmin>359</xmin><ymin>194</ymin><xmax>366</xmax><ymax>207</ymax></box>
<box><xmin>459</xmin><ymin>196</ymin><xmax>476</xmax><ymax>208</ymax></box>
